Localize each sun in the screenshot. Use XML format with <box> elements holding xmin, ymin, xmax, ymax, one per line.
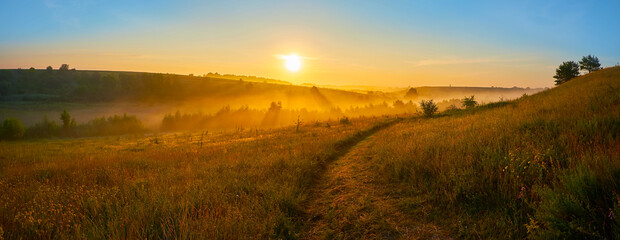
<box><xmin>281</xmin><ymin>54</ymin><xmax>302</xmax><ymax>72</ymax></box>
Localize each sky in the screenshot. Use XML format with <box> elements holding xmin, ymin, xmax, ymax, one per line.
<box><xmin>1</xmin><ymin>0</ymin><xmax>619</xmax><ymax>88</ymax></box>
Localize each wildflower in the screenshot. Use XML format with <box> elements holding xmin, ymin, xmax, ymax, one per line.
<box><xmin>518</xmin><ymin>186</ymin><xmax>526</xmax><ymax>199</ymax></box>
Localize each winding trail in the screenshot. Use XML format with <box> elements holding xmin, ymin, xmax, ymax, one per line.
<box><xmin>300</xmin><ymin>119</ymin><xmax>449</xmax><ymax>239</ymax></box>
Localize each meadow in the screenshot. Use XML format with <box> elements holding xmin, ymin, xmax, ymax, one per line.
<box><xmin>364</xmin><ymin>67</ymin><xmax>620</xmax><ymax>238</ymax></box>
<box><xmin>0</xmin><ymin>115</ymin><xmax>400</xmax><ymax>239</ymax></box>
<box><xmin>0</xmin><ymin>67</ymin><xmax>617</xmax><ymax>239</ymax></box>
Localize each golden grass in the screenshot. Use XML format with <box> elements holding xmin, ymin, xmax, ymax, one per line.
<box><xmin>1</xmin><ymin>67</ymin><xmax>618</xmax><ymax>239</ymax></box>
<box><xmin>0</xmin><ymin>116</ymin><xmax>398</xmax><ymax>239</ymax></box>
<box><xmin>364</xmin><ymin>67</ymin><xmax>620</xmax><ymax>238</ymax></box>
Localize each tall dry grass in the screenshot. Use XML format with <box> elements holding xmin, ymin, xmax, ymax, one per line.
<box><xmin>0</xmin><ymin>116</ymin><xmax>397</xmax><ymax>239</ymax></box>
<box><xmin>366</xmin><ymin>67</ymin><xmax>620</xmax><ymax>238</ymax></box>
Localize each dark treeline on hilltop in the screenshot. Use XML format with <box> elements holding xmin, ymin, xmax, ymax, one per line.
<box><xmin>0</xmin><ymin>65</ymin><xmax>391</xmax><ymax>109</ymax></box>
<box><xmin>0</xmin><ymin>65</ymin><xmax>210</xmax><ymax>101</ymax></box>
<box><xmin>204</xmin><ymin>72</ymin><xmax>291</xmax><ymax>85</ymax></box>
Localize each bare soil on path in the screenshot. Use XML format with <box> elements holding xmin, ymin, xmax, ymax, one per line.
<box><xmin>300</xmin><ymin>122</ymin><xmax>450</xmax><ymax>239</ymax></box>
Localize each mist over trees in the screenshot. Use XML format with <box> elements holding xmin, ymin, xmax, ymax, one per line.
<box><xmin>462</xmin><ymin>95</ymin><xmax>477</xmax><ymax>109</ymax></box>
<box><xmin>160</xmin><ymin>100</ymin><xmax>418</xmax><ymax>132</ymax></box>
<box><xmin>404</xmin><ymin>88</ymin><xmax>418</xmax><ymax>98</ymax></box>
<box><xmin>0</xmin><ymin>110</ymin><xmax>145</xmax><ymax>140</ymax></box>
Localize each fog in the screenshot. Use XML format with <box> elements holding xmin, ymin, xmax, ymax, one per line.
<box><xmin>0</xmin><ymin>80</ymin><xmax>546</xmax><ymax>132</ymax></box>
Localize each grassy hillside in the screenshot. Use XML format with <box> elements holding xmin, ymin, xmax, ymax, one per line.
<box><xmin>363</xmin><ymin>67</ymin><xmax>620</xmax><ymax>238</ymax></box>
<box><xmin>403</xmin><ymin>86</ymin><xmax>544</xmax><ymax>103</ymax></box>
<box><xmin>0</xmin><ymin>69</ymin><xmax>402</xmax><ymax>129</ymax></box>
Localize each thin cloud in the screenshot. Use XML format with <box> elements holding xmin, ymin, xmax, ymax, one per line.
<box><xmin>274</xmin><ymin>54</ymin><xmax>317</xmax><ymax>60</ymax></box>
<box><xmin>408</xmin><ymin>57</ymin><xmax>533</xmax><ymax>67</ymax></box>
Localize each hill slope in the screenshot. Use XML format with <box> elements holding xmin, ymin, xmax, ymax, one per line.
<box><xmin>0</xmin><ymin>69</ymin><xmax>398</xmax><ymax>128</ymax></box>
<box><xmin>0</xmin><ymin>69</ymin><xmax>389</xmax><ymax>108</ymax></box>
<box><xmin>360</xmin><ymin>67</ymin><xmax>620</xmax><ymax>238</ymax></box>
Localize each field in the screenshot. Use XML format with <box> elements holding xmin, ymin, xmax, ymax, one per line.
<box><xmin>0</xmin><ymin>67</ymin><xmax>619</xmax><ymax>239</ymax></box>
<box><xmin>0</xmin><ymin>116</ymin><xmax>402</xmax><ymax>238</ymax></box>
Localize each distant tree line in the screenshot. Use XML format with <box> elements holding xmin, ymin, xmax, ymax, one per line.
<box><xmin>554</xmin><ymin>55</ymin><xmax>601</xmax><ymax>85</ymax></box>
<box><xmin>0</xmin><ymin>64</ymin><xmax>194</xmax><ymax>101</ymax></box>
<box><xmin>204</xmin><ymin>72</ymin><xmax>291</xmax><ymax>85</ymax></box>
<box><xmin>161</xmin><ymin>100</ymin><xmax>418</xmax><ymax>132</ymax></box>
<box><xmin>0</xmin><ymin>110</ymin><xmax>145</xmax><ymax>140</ymax></box>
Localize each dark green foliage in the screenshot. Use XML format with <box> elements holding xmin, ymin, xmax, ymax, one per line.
<box><xmin>579</xmin><ymin>55</ymin><xmax>601</xmax><ymax>73</ymax></box>
<box><xmin>26</xmin><ymin>116</ymin><xmax>59</xmax><ymax>138</ymax></box>
<box><xmin>1</xmin><ymin>118</ymin><xmax>25</xmax><ymax>140</ymax></box>
<box><xmin>59</xmin><ymin>64</ymin><xmax>70</xmax><ymax>72</ymax></box>
<box><xmin>528</xmin><ymin>166</ymin><xmax>619</xmax><ymax>239</ymax></box>
<box><xmin>420</xmin><ymin>99</ymin><xmax>438</xmax><ymax>117</ymax></box>
<box><xmin>19</xmin><ymin>111</ymin><xmax>144</xmax><ymax>139</ymax></box>
<box><xmin>462</xmin><ymin>95</ymin><xmax>477</xmax><ymax>109</ymax></box>
<box><xmin>554</xmin><ymin>61</ymin><xmax>580</xmax><ymax>85</ymax></box>
<box><xmin>0</xmin><ymin>69</ymin><xmax>188</xmax><ymax>102</ymax></box>
<box><xmin>87</xmin><ymin>114</ymin><xmax>144</xmax><ymax>136</ymax></box>
<box><xmin>60</xmin><ymin>109</ymin><xmax>72</xmax><ymax>129</ymax></box>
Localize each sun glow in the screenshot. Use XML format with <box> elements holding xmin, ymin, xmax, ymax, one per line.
<box><xmin>281</xmin><ymin>54</ymin><xmax>302</xmax><ymax>72</ymax></box>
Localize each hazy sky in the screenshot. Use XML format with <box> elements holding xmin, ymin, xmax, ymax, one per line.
<box><xmin>1</xmin><ymin>0</ymin><xmax>619</xmax><ymax>88</ymax></box>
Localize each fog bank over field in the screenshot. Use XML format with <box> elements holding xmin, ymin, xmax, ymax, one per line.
<box><xmin>1</xmin><ymin>69</ymin><xmax>544</xmax><ymax>129</ymax></box>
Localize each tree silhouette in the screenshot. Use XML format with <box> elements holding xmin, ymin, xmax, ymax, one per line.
<box><xmin>405</xmin><ymin>88</ymin><xmax>418</xmax><ymax>98</ymax></box>
<box><xmin>60</xmin><ymin>109</ymin><xmax>74</xmax><ymax>129</ymax></box>
<box><xmin>553</xmin><ymin>61</ymin><xmax>579</xmax><ymax>85</ymax></box>
<box><xmin>420</xmin><ymin>99</ymin><xmax>438</xmax><ymax>117</ymax></box>
<box><xmin>462</xmin><ymin>95</ymin><xmax>477</xmax><ymax>109</ymax></box>
<box><xmin>2</xmin><ymin>118</ymin><xmax>25</xmax><ymax>140</ymax></box>
<box><xmin>579</xmin><ymin>55</ymin><xmax>601</xmax><ymax>73</ymax></box>
<box><xmin>393</xmin><ymin>99</ymin><xmax>405</xmax><ymax>108</ymax></box>
<box><xmin>59</xmin><ymin>64</ymin><xmax>70</xmax><ymax>72</ymax></box>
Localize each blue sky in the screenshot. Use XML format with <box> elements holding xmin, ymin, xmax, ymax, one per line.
<box><xmin>1</xmin><ymin>0</ymin><xmax>619</xmax><ymax>87</ymax></box>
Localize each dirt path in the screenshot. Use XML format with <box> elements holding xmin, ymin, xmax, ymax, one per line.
<box><xmin>300</xmin><ymin>124</ymin><xmax>449</xmax><ymax>239</ymax></box>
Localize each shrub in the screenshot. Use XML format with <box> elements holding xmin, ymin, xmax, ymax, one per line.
<box><xmin>1</xmin><ymin>118</ymin><xmax>25</xmax><ymax>140</ymax></box>
<box><xmin>26</xmin><ymin>116</ymin><xmax>59</xmax><ymax>138</ymax></box>
<box><xmin>339</xmin><ymin>116</ymin><xmax>351</xmax><ymax>125</ymax></box>
<box><xmin>462</xmin><ymin>95</ymin><xmax>477</xmax><ymax>109</ymax></box>
<box><xmin>88</xmin><ymin>114</ymin><xmax>144</xmax><ymax>136</ymax></box>
<box><xmin>419</xmin><ymin>99</ymin><xmax>438</xmax><ymax>117</ymax></box>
